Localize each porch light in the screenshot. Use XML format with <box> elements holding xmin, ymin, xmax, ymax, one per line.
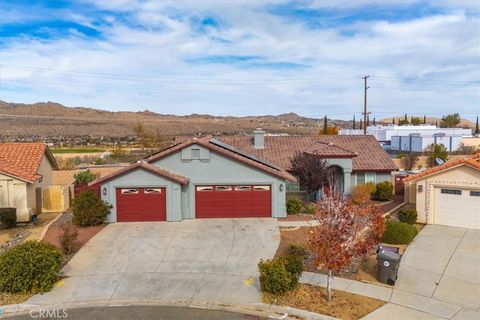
<box><xmin>279</xmin><ymin>184</ymin><xmax>284</xmax><ymax>192</ymax></box>
<box><xmin>102</xmin><ymin>187</ymin><xmax>107</xmax><ymax>196</ymax></box>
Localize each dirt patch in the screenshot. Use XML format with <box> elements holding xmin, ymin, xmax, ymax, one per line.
<box><xmin>264</xmin><ymin>284</ymin><xmax>385</xmax><ymax>320</ymax></box>
<box><xmin>0</xmin><ymin>292</ymin><xmax>33</xmax><ymax>306</ymax></box>
<box><xmin>278</xmin><ymin>214</ymin><xmax>316</xmax><ymax>222</ymax></box>
<box><xmin>0</xmin><ymin>211</ymin><xmax>60</xmax><ymax>246</ymax></box>
<box><xmin>43</xmin><ymin>224</ymin><xmax>106</xmax><ymax>250</ymax></box>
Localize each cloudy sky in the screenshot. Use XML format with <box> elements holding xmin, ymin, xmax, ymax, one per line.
<box><xmin>0</xmin><ymin>0</ymin><xmax>479</xmax><ymax>120</ymax></box>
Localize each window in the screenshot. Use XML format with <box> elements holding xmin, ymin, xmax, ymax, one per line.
<box><xmin>470</xmin><ymin>191</ymin><xmax>480</xmax><ymax>197</ymax></box>
<box><xmin>254</xmin><ymin>185</ymin><xmax>270</xmax><ymax>191</ymax></box>
<box><xmin>145</xmin><ymin>188</ymin><xmax>161</xmax><ymax>194</ymax></box>
<box><xmin>121</xmin><ymin>189</ymin><xmax>138</xmax><ymax>194</ymax></box>
<box><xmin>191</xmin><ymin>148</ymin><xmax>201</xmax><ymax>159</ymax></box>
<box><xmin>216</xmin><ymin>186</ymin><xmax>232</xmax><ymax>191</ymax></box>
<box><xmin>235</xmin><ymin>186</ymin><xmax>251</xmax><ymax>191</ymax></box>
<box><xmin>441</xmin><ymin>189</ymin><xmax>462</xmax><ymax>195</ymax></box>
<box><xmin>365</xmin><ymin>173</ymin><xmax>376</xmax><ymax>184</ymax></box>
<box><xmin>356</xmin><ymin>173</ymin><xmax>365</xmax><ymax>185</ymax></box>
<box><xmin>196</xmin><ymin>186</ymin><xmax>213</xmax><ymax>191</ymax></box>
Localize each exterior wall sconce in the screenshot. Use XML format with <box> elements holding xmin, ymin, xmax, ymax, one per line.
<box><xmin>417</xmin><ymin>185</ymin><xmax>423</xmax><ymax>193</ymax></box>
<box><xmin>102</xmin><ymin>187</ymin><xmax>107</xmax><ymax>196</ymax></box>
<box><xmin>279</xmin><ymin>184</ymin><xmax>284</xmax><ymax>192</ymax></box>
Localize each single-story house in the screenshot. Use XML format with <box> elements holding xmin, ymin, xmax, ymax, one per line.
<box><xmin>0</xmin><ymin>143</ymin><xmax>58</xmax><ymax>222</ymax></box>
<box><xmin>404</xmin><ymin>153</ymin><xmax>480</xmax><ymax>229</ymax></box>
<box><xmin>90</xmin><ymin>131</ymin><xmax>397</xmax><ymax>223</ymax></box>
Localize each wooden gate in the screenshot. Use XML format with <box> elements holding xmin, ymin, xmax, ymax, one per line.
<box><xmin>42</xmin><ymin>186</ymin><xmax>65</xmax><ymax>212</ymax></box>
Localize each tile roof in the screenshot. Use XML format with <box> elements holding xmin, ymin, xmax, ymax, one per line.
<box><xmin>218</xmin><ymin>135</ymin><xmax>398</xmax><ymax>172</ymax></box>
<box><xmin>304</xmin><ymin>142</ymin><xmax>357</xmax><ymax>158</ymax></box>
<box><xmin>403</xmin><ymin>153</ymin><xmax>480</xmax><ymax>182</ymax></box>
<box><xmin>145</xmin><ymin>137</ymin><xmax>297</xmax><ymax>182</ymax></box>
<box><xmin>89</xmin><ymin>161</ymin><xmax>190</xmax><ymax>186</ymax></box>
<box><xmin>0</xmin><ymin>143</ymin><xmax>57</xmax><ymax>182</ymax></box>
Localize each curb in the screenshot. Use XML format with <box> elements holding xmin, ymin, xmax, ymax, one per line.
<box><xmin>382</xmin><ymin>202</ymin><xmax>406</xmax><ymax>218</ymax></box>
<box><xmin>38</xmin><ymin>212</ymin><xmax>64</xmax><ymax>241</ymax></box>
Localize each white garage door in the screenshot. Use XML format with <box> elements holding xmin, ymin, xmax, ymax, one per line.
<box><xmin>434</xmin><ymin>188</ymin><xmax>480</xmax><ymax>229</ymax></box>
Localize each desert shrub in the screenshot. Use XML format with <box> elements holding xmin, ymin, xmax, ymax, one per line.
<box><xmin>73</xmin><ymin>170</ymin><xmax>97</xmax><ymax>185</ymax></box>
<box><xmin>302</xmin><ymin>202</ymin><xmax>316</xmax><ymax>214</ymax></box>
<box><xmin>0</xmin><ymin>241</ymin><xmax>63</xmax><ymax>293</ymax></box>
<box><xmin>258</xmin><ymin>259</ymin><xmax>294</xmax><ymax>295</ymax></box>
<box><xmin>398</xmin><ymin>208</ymin><xmax>418</xmax><ymax>225</ymax></box>
<box><xmin>59</xmin><ymin>223</ymin><xmax>79</xmax><ymax>255</ymax></box>
<box><xmin>382</xmin><ymin>220</ymin><xmax>418</xmax><ymax>244</ymax></box>
<box><xmin>72</xmin><ymin>191</ymin><xmax>111</xmax><ymax>226</ymax></box>
<box><xmin>0</xmin><ymin>208</ymin><xmax>16</xmax><ymax>229</ymax></box>
<box><xmin>373</xmin><ymin>181</ymin><xmax>394</xmax><ymax>201</ymax></box>
<box><xmin>365</xmin><ymin>182</ymin><xmax>377</xmax><ymax>195</ymax></box>
<box><xmin>351</xmin><ymin>185</ymin><xmax>372</xmax><ymax>204</ymax></box>
<box><xmin>284</xmin><ymin>255</ymin><xmax>303</xmax><ymax>285</ymax></box>
<box><xmin>286</xmin><ymin>197</ymin><xmax>303</xmax><ymax>215</ymax></box>
<box><xmin>288</xmin><ymin>242</ymin><xmax>308</xmax><ymax>259</ymax></box>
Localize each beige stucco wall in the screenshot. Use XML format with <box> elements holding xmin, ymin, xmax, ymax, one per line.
<box><xmin>462</xmin><ymin>137</ymin><xmax>480</xmax><ymax>148</ymax></box>
<box><xmin>27</xmin><ymin>156</ymin><xmax>55</xmax><ymax>214</ymax></box>
<box><xmin>413</xmin><ymin>165</ymin><xmax>480</xmax><ymax>224</ymax></box>
<box><xmin>0</xmin><ymin>173</ymin><xmax>30</xmax><ymax>222</ymax></box>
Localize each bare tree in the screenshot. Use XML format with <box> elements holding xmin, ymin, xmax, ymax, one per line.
<box><xmin>133</xmin><ymin>122</ymin><xmax>172</xmax><ymax>156</ymax></box>
<box><xmin>290</xmin><ymin>152</ymin><xmax>330</xmax><ymax>200</ymax></box>
<box><xmin>403</xmin><ymin>152</ymin><xmax>419</xmax><ymax>170</ymax></box>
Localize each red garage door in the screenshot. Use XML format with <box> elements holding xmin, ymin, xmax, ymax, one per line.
<box><xmin>195</xmin><ymin>185</ymin><xmax>271</xmax><ymax>218</ymax></box>
<box><xmin>116</xmin><ymin>187</ymin><xmax>166</xmax><ymax>222</ymax></box>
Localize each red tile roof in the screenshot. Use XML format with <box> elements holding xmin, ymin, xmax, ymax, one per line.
<box><xmin>218</xmin><ymin>135</ymin><xmax>397</xmax><ymax>172</ymax></box>
<box><xmin>145</xmin><ymin>137</ymin><xmax>297</xmax><ymax>182</ymax></box>
<box><xmin>0</xmin><ymin>143</ymin><xmax>57</xmax><ymax>182</ymax></box>
<box><xmin>304</xmin><ymin>142</ymin><xmax>357</xmax><ymax>158</ymax></box>
<box><xmin>403</xmin><ymin>153</ymin><xmax>480</xmax><ymax>182</ymax></box>
<box><xmin>89</xmin><ymin>161</ymin><xmax>189</xmax><ymax>186</ymax></box>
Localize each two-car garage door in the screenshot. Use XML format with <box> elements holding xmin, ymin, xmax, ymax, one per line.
<box><xmin>434</xmin><ymin>188</ymin><xmax>480</xmax><ymax>229</ymax></box>
<box><xmin>195</xmin><ymin>185</ymin><xmax>271</xmax><ymax>218</ymax></box>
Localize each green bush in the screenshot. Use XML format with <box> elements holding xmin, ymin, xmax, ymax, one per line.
<box><xmin>72</xmin><ymin>191</ymin><xmax>111</xmax><ymax>226</ymax></box>
<box><xmin>302</xmin><ymin>202</ymin><xmax>316</xmax><ymax>215</ymax></box>
<box><xmin>258</xmin><ymin>259</ymin><xmax>294</xmax><ymax>295</ymax></box>
<box><xmin>73</xmin><ymin>170</ymin><xmax>97</xmax><ymax>185</ymax></box>
<box><xmin>286</xmin><ymin>197</ymin><xmax>303</xmax><ymax>215</ymax></box>
<box><xmin>0</xmin><ymin>241</ymin><xmax>63</xmax><ymax>293</ymax></box>
<box><xmin>382</xmin><ymin>220</ymin><xmax>418</xmax><ymax>244</ymax></box>
<box><xmin>373</xmin><ymin>181</ymin><xmax>394</xmax><ymax>201</ymax></box>
<box><xmin>398</xmin><ymin>208</ymin><xmax>418</xmax><ymax>225</ymax></box>
<box><xmin>288</xmin><ymin>242</ymin><xmax>308</xmax><ymax>259</ymax></box>
<box><xmin>0</xmin><ymin>208</ymin><xmax>17</xmax><ymax>229</ymax></box>
<box><xmin>284</xmin><ymin>255</ymin><xmax>303</xmax><ymax>285</ymax></box>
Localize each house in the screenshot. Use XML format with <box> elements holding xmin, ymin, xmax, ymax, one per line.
<box><xmin>0</xmin><ymin>143</ymin><xmax>58</xmax><ymax>222</ymax></box>
<box><xmin>90</xmin><ymin>131</ymin><xmax>397</xmax><ymax>223</ymax></box>
<box><xmin>404</xmin><ymin>153</ymin><xmax>480</xmax><ymax>229</ymax></box>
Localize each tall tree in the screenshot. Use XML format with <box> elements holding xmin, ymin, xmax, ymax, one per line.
<box><xmin>367</xmin><ymin>114</ymin><xmax>370</xmax><ymax>127</ymax></box>
<box><xmin>310</xmin><ymin>196</ymin><xmax>385</xmax><ymax>301</ymax></box>
<box><xmin>475</xmin><ymin>116</ymin><xmax>479</xmax><ymax>135</ymax></box>
<box><xmin>440</xmin><ymin>113</ymin><xmax>461</xmax><ymax>128</ymax></box>
<box><xmin>352</xmin><ymin>115</ymin><xmax>356</xmax><ymax>130</ymax></box>
<box><xmin>423</xmin><ymin>115</ymin><xmax>427</xmax><ymax>124</ymax></box>
<box><xmin>290</xmin><ymin>152</ymin><xmax>329</xmax><ymax>200</ymax></box>
<box><xmin>392</xmin><ymin>118</ymin><xmax>395</xmax><ymax>124</ymax></box>
<box><xmin>404</xmin><ymin>113</ymin><xmax>408</xmax><ymax>122</ymax></box>
<box><xmin>373</xmin><ymin>117</ymin><xmax>376</xmax><ymax>125</ymax></box>
<box><xmin>133</xmin><ymin>122</ymin><xmax>172</xmax><ymax>156</ymax></box>
<box><xmin>359</xmin><ymin>119</ymin><xmax>363</xmax><ymax>130</ymax></box>
<box><xmin>323</xmin><ymin>116</ymin><xmax>328</xmax><ymax>135</ymax></box>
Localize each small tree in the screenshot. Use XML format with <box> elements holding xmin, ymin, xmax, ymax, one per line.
<box><xmin>403</xmin><ymin>152</ymin><xmax>419</xmax><ymax>170</ymax></box>
<box><xmin>475</xmin><ymin>116</ymin><xmax>479</xmax><ymax>135</ymax></box>
<box><xmin>72</xmin><ymin>191</ymin><xmax>111</xmax><ymax>226</ymax></box>
<box><xmin>425</xmin><ymin>143</ymin><xmax>448</xmax><ymax>166</ymax></box>
<box><xmin>423</xmin><ymin>115</ymin><xmax>427</xmax><ymax>124</ymax></box>
<box><xmin>323</xmin><ymin>116</ymin><xmax>328</xmax><ymax>135</ymax></box>
<box><xmin>73</xmin><ymin>170</ymin><xmax>97</xmax><ymax>185</ymax></box>
<box><xmin>352</xmin><ymin>115</ymin><xmax>356</xmax><ymax>129</ymax></box>
<box><xmin>410</xmin><ymin>117</ymin><xmax>422</xmax><ymax>126</ymax></box>
<box><xmin>310</xmin><ymin>196</ymin><xmax>385</xmax><ymax>301</ymax></box>
<box><xmin>290</xmin><ymin>152</ymin><xmax>329</xmax><ymax>200</ymax></box>
<box><xmin>440</xmin><ymin>113</ymin><xmax>461</xmax><ymax>128</ymax></box>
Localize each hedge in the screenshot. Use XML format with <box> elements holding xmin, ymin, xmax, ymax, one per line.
<box><xmin>398</xmin><ymin>208</ymin><xmax>418</xmax><ymax>225</ymax></box>
<box><xmin>72</xmin><ymin>191</ymin><xmax>111</xmax><ymax>226</ymax></box>
<box><xmin>373</xmin><ymin>181</ymin><xmax>394</xmax><ymax>201</ymax></box>
<box><xmin>286</xmin><ymin>197</ymin><xmax>303</xmax><ymax>215</ymax></box>
<box><xmin>382</xmin><ymin>220</ymin><xmax>418</xmax><ymax>244</ymax></box>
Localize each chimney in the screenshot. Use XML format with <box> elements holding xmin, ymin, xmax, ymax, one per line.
<box><xmin>253</xmin><ymin>128</ymin><xmax>265</xmax><ymax>149</ymax></box>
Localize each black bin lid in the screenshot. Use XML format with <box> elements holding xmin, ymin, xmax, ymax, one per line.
<box><xmin>378</xmin><ymin>250</ymin><xmax>401</xmax><ymax>262</ymax></box>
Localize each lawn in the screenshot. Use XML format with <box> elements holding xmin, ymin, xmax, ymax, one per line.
<box><xmin>50</xmin><ymin>147</ymin><xmax>106</xmax><ymax>154</ymax></box>
<box><xmin>264</xmin><ymin>284</ymin><xmax>386</xmax><ymax>320</ymax></box>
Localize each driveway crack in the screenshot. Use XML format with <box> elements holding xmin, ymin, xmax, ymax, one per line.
<box><xmin>226</xmin><ymin>219</ymin><xmax>236</xmax><ymax>260</ymax></box>
<box><xmin>156</xmin><ymin>224</ymin><xmax>178</xmax><ymax>271</ymax></box>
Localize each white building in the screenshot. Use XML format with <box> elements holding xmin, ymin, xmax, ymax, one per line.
<box><xmin>339</xmin><ymin>124</ymin><xmax>472</xmax><ymax>152</ymax></box>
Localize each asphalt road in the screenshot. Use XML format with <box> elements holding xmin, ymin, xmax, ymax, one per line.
<box><xmin>6</xmin><ymin>306</ymin><xmax>266</xmax><ymax>320</ymax></box>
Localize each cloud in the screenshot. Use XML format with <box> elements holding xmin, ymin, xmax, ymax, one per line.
<box><xmin>0</xmin><ymin>0</ymin><xmax>478</xmax><ymax>120</ymax></box>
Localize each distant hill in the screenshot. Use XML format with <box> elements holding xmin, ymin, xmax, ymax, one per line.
<box><xmin>0</xmin><ymin>101</ymin><xmax>351</xmax><ymax>139</ymax></box>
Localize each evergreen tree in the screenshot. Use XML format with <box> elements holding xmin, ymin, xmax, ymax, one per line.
<box><xmin>476</xmin><ymin>116</ymin><xmax>479</xmax><ymax>135</ymax></box>
<box><xmin>392</xmin><ymin>118</ymin><xmax>395</xmax><ymax>124</ymax></box>
<box><xmin>367</xmin><ymin>115</ymin><xmax>370</xmax><ymax>126</ymax></box>
<box><xmin>423</xmin><ymin>115</ymin><xmax>427</xmax><ymax>124</ymax></box>
<box><xmin>404</xmin><ymin>114</ymin><xmax>408</xmax><ymax>122</ymax></box>
<box><xmin>323</xmin><ymin>116</ymin><xmax>328</xmax><ymax>135</ymax></box>
<box><xmin>359</xmin><ymin>119</ymin><xmax>363</xmax><ymax>130</ymax></box>
<box><xmin>353</xmin><ymin>115</ymin><xmax>356</xmax><ymax>130</ymax></box>
<box><xmin>373</xmin><ymin>117</ymin><xmax>376</xmax><ymax>125</ymax></box>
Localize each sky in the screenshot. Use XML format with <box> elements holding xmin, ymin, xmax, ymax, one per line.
<box><xmin>0</xmin><ymin>0</ymin><xmax>479</xmax><ymax>121</ymax></box>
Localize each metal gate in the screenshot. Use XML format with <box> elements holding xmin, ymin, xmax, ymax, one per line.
<box><xmin>42</xmin><ymin>186</ymin><xmax>65</xmax><ymax>213</ymax></box>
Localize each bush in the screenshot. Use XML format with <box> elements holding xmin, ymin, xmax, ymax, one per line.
<box><xmin>382</xmin><ymin>220</ymin><xmax>418</xmax><ymax>244</ymax></box>
<box><xmin>288</xmin><ymin>242</ymin><xmax>308</xmax><ymax>259</ymax></box>
<box><xmin>73</xmin><ymin>170</ymin><xmax>97</xmax><ymax>185</ymax></box>
<box><xmin>0</xmin><ymin>241</ymin><xmax>63</xmax><ymax>293</ymax></box>
<box><xmin>351</xmin><ymin>185</ymin><xmax>372</xmax><ymax>204</ymax></box>
<box><xmin>284</xmin><ymin>255</ymin><xmax>303</xmax><ymax>285</ymax></box>
<box><xmin>302</xmin><ymin>202</ymin><xmax>316</xmax><ymax>214</ymax></box>
<box><xmin>398</xmin><ymin>208</ymin><xmax>418</xmax><ymax>225</ymax></box>
<box><xmin>286</xmin><ymin>197</ymin><xmax>303</xmax><ymax>215</ymax></box>
<box><xmin>72</xmin><ymin>191</ymin><xmax>111</xmax><ymax>226</ymax></box>
<box><xmin>0</xmin><ymin>208</ymin><xmax>16</xmax><ymax>229</ymax></box>
<box><xmin>59</xmin><ymin>223</ymin><xmax>79</xmax><ymax>255</ymax></box>
<box><xmin>373</xmin><ymin>181</ymin><xmax>394</xmax><ymax>201</ymax></box>
<box><xmin>258</xmin><ymin>259</ymin><xmax>294</xmax><ymax>295</ymax></box>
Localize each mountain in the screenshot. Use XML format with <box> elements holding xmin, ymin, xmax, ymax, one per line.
<box><xmin>0</xmin><ymin>101</ymin><xmax>350</xmax><ymax>139</ymax></box>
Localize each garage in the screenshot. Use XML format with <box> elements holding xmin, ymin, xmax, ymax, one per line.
<box><xmin>434</xmin><ymin>188</ymin><xmax>480</xmax><ymax>229</ymax></box>
<box><xmin>195</xmin><ymin>185</ymin><xmax>271</xmax><ymax>218</ymax></box>
<box><xmin>116</xmin><ymin>187</ymin><xmax>167</xmax><ymax>222</ymax></box>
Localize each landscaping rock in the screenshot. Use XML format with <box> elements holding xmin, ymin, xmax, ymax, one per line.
<box><xmin>0</xmin><ymin>230</ymin><xmax>31</xmax><ymax>255</ymax></box>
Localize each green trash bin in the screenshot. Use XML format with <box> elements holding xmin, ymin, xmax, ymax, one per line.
<box><xmin>377</xmin><ymin>250</ymin><xmax>401</xmax><ymax>285</ymax></box>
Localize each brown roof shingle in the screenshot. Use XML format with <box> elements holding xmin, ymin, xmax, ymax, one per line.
<box><xmin>218</xmin><ymin>135</ymin><xmax>397</xmax><ymax>172</ymax></box>
<box><xmin>0</xmin><ymin>143</ymin><xmax>57</xmax><ymax>182</ymax></box>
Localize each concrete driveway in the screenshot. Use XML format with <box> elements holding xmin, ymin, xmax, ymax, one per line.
<box><xmin>28</xmin><ymin>218</ymin><xmax>279</xmax><ymax>307</ymax></box>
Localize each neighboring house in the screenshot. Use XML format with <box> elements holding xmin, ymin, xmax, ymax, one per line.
<box><xmin>90</xmin><ymin>130</ymin><xmax>397</xmax><ymax>223</ymax></box>
<box><xmin>404</xmin><ymin>153</ymin><xmax>480</xmax><ymax>229</ymax></box>
<box><xmin>0</xmin><ymin>143</ymin><xmax>58</xmax><ymax>222</ymax></box>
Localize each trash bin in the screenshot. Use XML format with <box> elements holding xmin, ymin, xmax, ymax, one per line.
<box><xmin>377</xmin><ymin>250</ymin><xmax>401</xmax><ymax>285</ymax></box>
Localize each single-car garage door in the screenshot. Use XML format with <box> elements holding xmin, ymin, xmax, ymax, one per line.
<box><xmin>116</xmin><ymin>187</ymin><xmax>166</xmax><ymax>222</ymax></box>
<box><xmin>195</xmin><ymin>185</ymin><xmax>271</xmax><ymax>218</ymax></box>
<box><xmin>434</xmin><ymin>188</ymin><xmax>480</xmax><ymax>229</ymax></box>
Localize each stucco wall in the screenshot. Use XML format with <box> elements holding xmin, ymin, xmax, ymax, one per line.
<box><xmin>413</xmin><ymin>165</ymin><xmax>480</xmax><ymax>224</ymax></box>
<box><xmin>100</xmin><ymin>168</ymin><xmax>182</xmax><ymax>222</ymax></box>
<box><xmin>152</xmin><ymin>144</ymin><xmax>288</xmax><ymax>218</ymax></box>
<box><xmin>0</xmin><ymin>173</ymin><xmax>29</xmax><ymax>222</ymax></box>
<box><xmin>27</xmin><ymin>155</ymin><xmax>55</xmax><ymax>215</ymax></box>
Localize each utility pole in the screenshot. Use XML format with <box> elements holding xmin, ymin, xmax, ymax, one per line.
<box><xmin>362</xmin><ymin>75</ymin><xmax>370</xmax><ymax>135</ymax></box>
